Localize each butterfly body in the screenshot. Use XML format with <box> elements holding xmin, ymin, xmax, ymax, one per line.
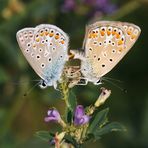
<box><xmin>16</xmin><ymin>24</ymin><xmax>69</xmax><ymax>89</ymax></box>
<box><xmin>70</xmin><ymin>21</ymin><xmax>141</xmax><ymax>86</ymax></box>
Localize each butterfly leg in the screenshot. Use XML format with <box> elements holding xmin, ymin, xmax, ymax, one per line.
<box><xmin>69</xmin><ymin>50</ymin><xmax>85</xmax><ymax>61</ymax></box>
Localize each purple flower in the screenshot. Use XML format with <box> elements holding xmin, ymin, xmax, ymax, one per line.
<box><xmin>61</xmin><ymin>0</ymin><xmax>76</xmax><ymax>12</ymax></box>
<box><xmin>74</xmin><ymin>105</ymin><xmax>90</xmax><ymax>126</ymax></box>
<box><xmin>44</xmin><ymin>109</ymin><xmax>61</xmax><ymax>123</ymax></box>
<box><xmin>85</xmin><ymin>0</ymin><xmax>116</xmax><ymax>14</ymax></box>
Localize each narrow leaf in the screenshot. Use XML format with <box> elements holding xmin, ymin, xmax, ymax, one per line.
<box><xmin>88</xmin><ymin>108</ymin><xmax>109</xmax><ymax>133</ymax></box>
<box><xmin>68</xmin><ymin>91</ymin><xmax>77</xmax><ymax>112</ymax></box>
<box><xmin>65</xmin><ymin>91</ymin><xmax>77</xmax><ymax>123</ymax></box>
<box><xmin>35</xmin><ymin>131</ymin><xmax>53</xmax><ymax>142</ymax></box>
<box><xmin>94</xmin><ymin>122</ymin><xmax>126</xmax><ymax>138</ymax></box>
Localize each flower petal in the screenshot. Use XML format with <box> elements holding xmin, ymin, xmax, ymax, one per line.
<box><xmin>74</xmin><ymin>105</ymin><xmax>85</xmax><ymax>118</ymax></box>
<box><xmin>79</xmin><ymin>115</ymin><xmax>90</xmax><ymax>125</ymax></box>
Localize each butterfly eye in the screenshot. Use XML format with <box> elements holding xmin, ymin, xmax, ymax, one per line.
<box><xmin>39</xmin><ymin>80</ymin><xmax>47</xmax><ymax>89</ymax></box>
<box><xmin>95</xmin><ymin>79</ymin><xmax>101</xmax><ymax>85</ymax></box>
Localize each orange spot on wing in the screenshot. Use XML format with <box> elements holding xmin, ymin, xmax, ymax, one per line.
<box><xmin>36</xmin><ymin>38</ymin><xmax>40</xmax><ymax>42</ymax></box>
<box><xmin>40</xmin><ymin>32</ymin><xmax>44</xmax><ymax>36</ymax></box>
<box><xmin>92</xmin><ymin>33</ymin><xmax>97</xmax><ymax>38</ymax></box>
<box><xmin>60</xmin><ymin>40</ymin><xmax>64</xmax><ymax>44</ymax></box>
<box><xmin>112</xmin><ymin>31</ymin><xmax>116</xmax><ymax>35</ymax></box>
<box><xmin>118</xmin><ymin>47</ymin><xmax>123</xmax><ymax>52</ymax></box>
<box><xmin>115</xmin><ymin>33</ymin><xmax>121</xmax><ymax>39</ymax></box>
<box><xmin>55</xmin><ymin>35</ymin><xmax>60</xmax><ymax>40</ymax></box>
<box><xmin>45</xmin><ymin>32</ymin><xmax>49</xmax><ymax>36</ymax></box>
<box><xmin>88</xmin><ymin>33</ymin><xmax>92</xmax><ymax>38</ymax></box>
<box><xmin>127</xmin><ymin>31</ymin><xmax>132</xmax><ymax>35</ymax></box>
<box><xmin>131</xmin><ymin>34</ymin><xmax>136</xmax><ymax>39</ymax></box>
<box><xmin>107</xmin><ymin>30</ymin><xmax>111</xmax><ymax>36</ymax></box>
<box><xmin>49</xmin><ymin>33</ymin><xmax>54</xmax><ymax>37</ymax></box>
<box><xmin>100</xmin><ymin>30</ymin><xmax>105</xmax><ymax>36</ymax></box>
<box><xmin>118</xmin><ymin>40</ymin><xmax>123</xmax><ymax>46</ymax></box>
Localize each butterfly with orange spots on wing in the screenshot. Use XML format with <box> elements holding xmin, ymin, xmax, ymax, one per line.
<box><xmin>68</xmin><ymin>21</ymin><xmax>141</xmax><ymax>86</ymax></box>
<box><xmin>16</xmin><ymin>24</ymin><xmax>69</xmax><ymax>89</ymax></box>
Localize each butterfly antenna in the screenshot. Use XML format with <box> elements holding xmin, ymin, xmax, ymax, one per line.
<box><xmin>12</xmin><ymin>79</ymin><xmax>40</xmax><ymax>85</ymax></box>
<box><xmin>102</xmin><ymin>78</ymin><xmax>127</xmax><ymax>93</ymax></box>
<box><xmin>102</xmin><ymin>77</ymin><xmax>124</xmax><ymax>83</ymax></box>
<box><xmin>23</xmin><ymin>81</ymin><xmax>40</xmax><ymax>97</ymax></box>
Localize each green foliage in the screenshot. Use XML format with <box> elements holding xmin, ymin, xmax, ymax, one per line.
<box><xmin>66</xmin><ymin>91</ymin><xmax>77</xmax><ymax>123</ymax></box>
<box><xmin>88</xmin><ymin>108</ymin><xmax>109</xmax><ymax>133</ymax></box>
<box><xmin>93</xmin><ymin>122</ymin><xmax>126</xmax><ymax>139</ymax></box>
<box><xmin>0</xmin><ymin>0</ymin><xmax>147</xmax><ymax>148</ymax></box>
<box><xmin>35</xmin><ymin>131</ymin><xmax>53</xmax><ymax>142</ymax></box>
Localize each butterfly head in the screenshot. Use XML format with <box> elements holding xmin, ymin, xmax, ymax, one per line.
<box><xmin>39</xmin><ymin>80</ymin><xmax>48</xmax><ymax>89</ymax></box>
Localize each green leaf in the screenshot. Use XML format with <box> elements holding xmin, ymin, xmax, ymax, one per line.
<box><xmin>64</xmin><ymin>135</ymin><xmax>77</xmax><ymax>147</ymax></box>
<box><xmin>65</xmin><ymin>91</ymin><xmax>77</xmax><ymax>123</ymax></box>
<box><xmin>66</xmin><ymin>108</ymin><xmax>73</xmax><ymax>123</ymax></box>
<box><xmin>94</xmin><ymin>122</ymin><xmax>126</xmax><ymax>139</ymax></box>
<box><xmin>88</xmin><ymin>108</ymin><xmax>109</xmax><ymax>133</ymax></box>
<box><xmin>68</xmin><ymin>91</ymin><xmax>77</xmax><ymax>112</ymax></box>
<box><xmin>35</xmin><ymin>131</ymin><xmax>53</xmax><ymax>142</ymax></box>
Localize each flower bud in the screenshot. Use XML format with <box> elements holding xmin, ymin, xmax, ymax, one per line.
<box><xmin>94</xmin><ymin>87</ymin><xmax>111</xmax><ymax>107</ymax></box>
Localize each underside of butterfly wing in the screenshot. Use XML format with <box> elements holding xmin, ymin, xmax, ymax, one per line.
<box><xmin>17</xmin><ymin>24</ymin><xmax>69</xmax><ymax>87</ymax></box>
<box><xmin>81</xmin><ymin>21</ymin><xmax>141</xmax><ymax>82</ymax></box>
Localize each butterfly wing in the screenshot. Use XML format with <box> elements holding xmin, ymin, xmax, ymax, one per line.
<box><xmin>16</xmin><ymin>24</ymin><xmax>69</xmax><ymax>84</ymax></box>
<box><xmin>81</xmin><ymin>21</ymin><xmax>141</xmax><ymax>79</ymax></box>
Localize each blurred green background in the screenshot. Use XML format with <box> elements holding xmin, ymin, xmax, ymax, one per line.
<box><xmin>0</xmin><ymin>0</ymin><xmax>148</xmax><ymax>147</ymax></box>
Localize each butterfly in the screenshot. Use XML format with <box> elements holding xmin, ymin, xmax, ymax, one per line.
<box><xmin>16</xmin><ymin>24</ymin><xmax>69</xmax><ymax>89</ymax></box>
<box><xmin>68</xmin><ymin>21</ymin><xmax>141</xmax><ymax>86</ymax></box>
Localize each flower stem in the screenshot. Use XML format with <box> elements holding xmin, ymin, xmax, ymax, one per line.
<box><xmin>60</xmin><ymin>81</ymin><xmax>70</xmax><ymax>109</ymax></box>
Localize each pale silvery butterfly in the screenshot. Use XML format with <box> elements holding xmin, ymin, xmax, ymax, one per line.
<box><xmin>69</xmin><ymin>21</ymin><xmax>141</xmax><ymax>86</ymax></box>
<box><xmin>16</xmin><ymin>24</ymin><xmax>69</xmax><ymax>89</ymax></box>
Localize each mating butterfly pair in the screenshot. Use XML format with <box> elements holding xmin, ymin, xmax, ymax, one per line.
<box><xmin>16</xmin><ymin>21</ymin><xmax>141</xmax><ymax>89</ymax></box>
